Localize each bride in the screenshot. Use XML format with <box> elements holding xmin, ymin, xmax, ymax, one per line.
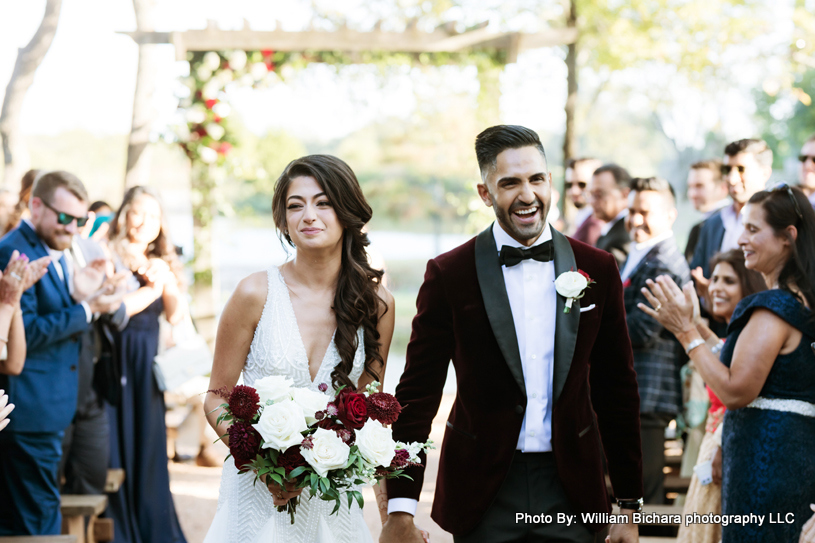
<box><xmin>203</xmin><ymin>155</ymin><xmax>395</xmax><ymax>543</ymax></box>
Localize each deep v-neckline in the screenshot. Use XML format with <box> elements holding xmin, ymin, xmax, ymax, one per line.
<box><xmin>276</xmin><ymin>267</ymin><xmax>337</xmax><ymax>383</ymax></box>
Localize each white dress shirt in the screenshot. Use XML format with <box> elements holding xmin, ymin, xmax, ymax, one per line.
<box><xmin>719</xmin><ymin>204</ymin><xmax>743</xmax><ymax>253</ymax></box>
<box><xmin>620</xmin><ymin>230</ymin><xmax>674</xmax><ymax>281</ymax></box>
<box><xmin>599</xmin><ymin>209</ymin><xmax>628</xmax><ymax>237</ymax></box>
<box><xmin>388</xmin><ymin>222</ymin><xmax>557</xmax><ymax>516</ymax></box>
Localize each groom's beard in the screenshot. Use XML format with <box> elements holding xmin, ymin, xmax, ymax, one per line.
<box><xmin>494</xmin><ymin>198</ymin><xmax>549</xmax><ymax>244</ymax></box>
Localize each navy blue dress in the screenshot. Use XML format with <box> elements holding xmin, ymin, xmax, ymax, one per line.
<box><xmin>720</xmin><ymin>289</ymin><xmax>815</xmax><ymax>542</ymax></box>
<box><xmin>107</xmin><ymin>297</ymin><xmax>187</xmax><ymax>543</ymax></box>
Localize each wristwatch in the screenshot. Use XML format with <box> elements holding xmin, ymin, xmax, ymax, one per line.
<box><xmin>617</xmin><ymin>498</ymin><xmax>643</xmax><ymax>512</ymax></box>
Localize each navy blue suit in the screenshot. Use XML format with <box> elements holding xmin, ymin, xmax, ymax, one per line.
<box><xmin>0</xmin><ymin>222</ymin><xmax>90</xmax><ymax>535</ymax></box>
<box><xmin>688</xmin><ymin>209</ymin><xmax>725</xmax><ymax>278</ymax></box>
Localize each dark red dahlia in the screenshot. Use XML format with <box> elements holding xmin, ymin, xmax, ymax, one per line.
<box><xmin>390</xmin><ymin>448</ymin><xmax>411</xmax><ymax>469</ymax></box>
<box><xmin>227</xmin><ymin>421</ymin><xmax>261</xmax><ymax>472</ymax></box>
<box><xmin>365</xmin><ymin>392</ymin><xmax>402</xmax><ymax>425</ymax></box>
<box><xmin>277</xmin><ymin>447</ymin><xmax>306</xmax><ymax>474</ymax></box>
<box><xmin>228</xmin><ymin>385</ymin><xmax>260</xmax><ymax>421</ymax></box>
<box><xmin>335</xmin><ymin>389</ymin><xmax>368</xmax><ymax>430</ymax></box>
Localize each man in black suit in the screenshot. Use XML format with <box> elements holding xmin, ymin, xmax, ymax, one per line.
<box><xmin>592</xmin><ymin>164</ymin><xmax>632</xmax><ymax>269</ymax></box>
<box><xmin>690</xmin><ymin>139</ymin><xmax>772</xmax><ymax>282</ymax></box>
<box><xmin>621</xmin><ymin>177</ymin><xmax>690</xmax><ymax>504</ymax></box>
<box><xmin>684</xmin><ymin>160</ymin><xmax>728</xmax><ymax>263</ymax></box>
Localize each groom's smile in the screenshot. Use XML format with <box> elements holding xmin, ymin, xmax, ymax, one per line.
<box><xmin>477</xmin><ymin>145</ymin><xmax>552</xmax><ymax>247</ymax></box>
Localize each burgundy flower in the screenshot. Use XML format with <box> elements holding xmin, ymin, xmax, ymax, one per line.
<box><xmin>207</xmin><ymin>386</ymin><xmax>231</xmax><ymax>400</ymax></box>
<box><xmin>277</xmin><ymin>447</ymin><xmax>306</xmax><ymax>474</ymax></box>
<box><xmin>228</xmin><ymin>385</ymin><xmax>260</xmax><ymax>421</ymax></box>
<box><xmin>390</xmin><ymin>449</ymin><xmax>411</xmax><ymax>469</ymax></box>
<box><xmin>325</xmin><ymin>403</ymin><xmax>339</xmax><ymax>417</ymax></box>
<box><xmin>301</xmin><ymin>436</ymin><xmax>314</xmax><ymax>450</ymax></box>
<box><xmin>318</xmin><ymin>383</ymin><xmax>328</xmax><ymax>393</ymax></box>
<box><xmin>316</xmin><ymin>418</ymin><xmax>343</xmax><ymax>432</ymax></box>
<box><xmin>336</xmin><ymin>429</ymin><xmax>354</xmax><ymax>445</ymax></box>
<box><xmin>227</xmin><ymin>421</ymin><xmax>261</xmax><ymax>472</ymax></box>
<box><xmin>335</xmin><ymin>389</ymin><xmax>368</xmax><ymax>430</ymax></box>
<box><xmin>365</xmin><ymin>392</ymin><xmax>402</xmax><ymax>425</ymax></box>
<box><xmin>314</xmin><ymin>411</ymin><xmax>325</xmax><ymax>421</ymax></box>
<box><xmin>577</xmin><ymin>269</ymin><xmax>592</xmax><ymax>282</ymax></box>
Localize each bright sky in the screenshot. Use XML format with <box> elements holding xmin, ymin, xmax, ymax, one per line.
<box><xmin>0</xmin><ymin>0</ymin><xmax>570</xmax><ymax>140</ymax></box>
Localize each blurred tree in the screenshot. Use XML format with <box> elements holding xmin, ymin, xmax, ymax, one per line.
<box><xmin>0</xmin><ymin>0</ymin><xmax>62</xmax><ymax>186</ymax></box>
<box><xmin>125</xmin><ymin>0</ymin><xmax>160</xmax><ymax>189</ymax></box>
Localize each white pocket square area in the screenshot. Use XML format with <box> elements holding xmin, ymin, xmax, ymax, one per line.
<box><xmin>579</xmin><ymin>304</ymin><xmax>596</xmax><ymax>313</ymax></box>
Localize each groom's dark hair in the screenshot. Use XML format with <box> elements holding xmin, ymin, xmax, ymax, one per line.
<box><xmin>475</xmin><ymin>125</ymin><xmax>547</xmax><ymax>181</ymax></box>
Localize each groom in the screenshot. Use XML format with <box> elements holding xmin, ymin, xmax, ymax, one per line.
<box><xmin>381</xmin><ymin>126</ymin><xmax>643</xmax><ymax>543</ymax></box>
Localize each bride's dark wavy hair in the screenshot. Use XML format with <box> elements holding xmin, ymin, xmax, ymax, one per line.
<box><xmin>271</xmin><ymin>155</ymin><xmax>386</xmax><ymax>390</ymax></box>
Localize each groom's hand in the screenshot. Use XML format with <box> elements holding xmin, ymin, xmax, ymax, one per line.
<box><xmin>606</xmin><ymin>509</ymin><xmax>639</xmax><ymax>543</ymax></box>
<box><xmin>380</xmin><ymin>512</ymin><xmax>425</xmax><ymax>543</ymax></box>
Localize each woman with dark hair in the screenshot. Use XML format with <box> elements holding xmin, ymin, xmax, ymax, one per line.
<box><xmin>674</xmin><ymin>249</ymin><xmax>765</xmax><ymax>543</ymax></box>
<box><xmin>105</xmin><ymin>186</ymin><xmax>188</xmax><ymax>543</ymax></box>
<box><xmin>203</xmin><ymin>155</ymin><xmax>396</xmax><ymax>543</ymax></box>
<box><xmin>640</xmin><ymin>185</ymin><xmax>815</xmax><ymax>542</ymax></box>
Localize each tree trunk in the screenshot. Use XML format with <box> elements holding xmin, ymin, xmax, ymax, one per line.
<box><xmin>562</xmin><ymin>0</ymin><xmax>578</xmax><ymax>223</ymax></box>
<box><xmin>0</xmin><ymin>0</ymin><xmax>62</xmax><ymax>187</ymax></box>
<box><xmin>563</xmin><ymin>0</ymin><xmax>578</xmax><ymax>164</ymax></box>
<box><xmin>125</xmin><ymin>0</ymin><xmax>159</xmax><ymax>188</ymax></box>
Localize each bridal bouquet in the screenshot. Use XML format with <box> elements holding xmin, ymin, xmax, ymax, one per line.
<box><xmin>210</xmin><ymin>377</ymin><xmax>433</xmax><ymax>523</ymax></box>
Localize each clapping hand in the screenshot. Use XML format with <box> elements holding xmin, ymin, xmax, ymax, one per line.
<box><xmin>72</xmin><ymin>258</ymin><xmax>108</xmax><ymax>302</ymax></box>
<box><xmin>637</xmin><ymin>275</ymin><xmax>697</xmax><ymax>336</ymax></box>
<box><xmin>24</xmin><ymin>256</ymin><xmax>51</xmax><ymax>291</ymax></box>
<box><xmin>139</xmin><ymin>258</ymin><xmax>175</xmax><ymax>291</ymax></box>
<box><xmin>0</xmin><ymin>251</ymin><xmax>30</xmax><ymax>305</ymax></box>
<box><xmin>0</xmin><ymin>389</ymin><xmax>14</xmax><ymax>432</ymax></box>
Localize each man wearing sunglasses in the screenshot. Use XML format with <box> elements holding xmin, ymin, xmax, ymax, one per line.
<box><xmin>564</xmin><ymin>157</ymin><xmax>603</xmax><ymax>244</ymax></box>
<box><xmin>689</xmin><ymin>138</ymin><xmax>772</xmax><ymax>285</ymax></box>
<box><xmin>798</xmin><ymin>133</ymin><xmax>815</xmax><ymax>208</ymax></box>
<box><xmin>0</xmin><ymin>171</ymin><xmax>122</xmax><ymax>536</ymax></box>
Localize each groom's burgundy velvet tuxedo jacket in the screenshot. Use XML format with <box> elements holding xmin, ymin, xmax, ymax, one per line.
<box><xmin>389</xmin><ymin>225</ymin><xmax>644</xmax><ymax>536</ymax></box>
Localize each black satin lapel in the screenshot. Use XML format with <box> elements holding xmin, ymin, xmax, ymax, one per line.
<box><xmin>552</xmin><ymin>230</ymin><xmax>580</xmax><ymax>403</ymax></box>
<box><xmin>475</xmin><ymin>224</ymin><xmax>525</xmax><ymax>396</ymax></box>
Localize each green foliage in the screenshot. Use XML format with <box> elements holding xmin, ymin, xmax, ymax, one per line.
<box><xmin>755</xmin><ymin>69</ymin><xmax>815</xmax><ymax>169</ymax></box>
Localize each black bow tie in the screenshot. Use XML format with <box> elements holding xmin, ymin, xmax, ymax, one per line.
<box><xmin>499</xmin><ymin>240</ymin><xmax>554</xmax><ymax>267</ymax></box>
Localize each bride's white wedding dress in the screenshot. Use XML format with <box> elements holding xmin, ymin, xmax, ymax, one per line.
<box><xmin>204</xmin><ymin>267</ymin><xmax>374</xmax><ymax>543</ymax></box>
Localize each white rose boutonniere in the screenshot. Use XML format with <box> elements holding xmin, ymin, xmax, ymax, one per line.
<box><xmin>554</xmin><ymin>269</ymin><xmax>595</xmax><ymax>313</ymax></box>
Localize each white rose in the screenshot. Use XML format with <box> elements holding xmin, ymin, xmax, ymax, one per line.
<box><xmin>253</xmin><ymin>399</ymin><xmax>307</xmax><ymax>451</ymax></box>
<box><xmin>195</xmin><ymin>66</ymin><xmax>212</xmax><ymax>82</ymax></box>
<box><xmin>212</xmin><ymin>102</ymin><xmax>231</xmax><ymax>118</ymax></box>
<box><xmin>198</xmin><ymin>146</ymin><xmax>218</xmax><ymax>164</ymax></box>
<box><xmin>292</xmin><ymin>388</ymin><xmax>330</xmax><ymax>425</ymax></box>
<box><xmin>301</xmin><ymin>428</ymin><xmax>350</xmax><ymax>477</ymax></box>
<box><xmin>254</xmin><ymin>375</ymin><xmax>293</xmax><ymax>405</ymax></box>
<box><xmin>554</xmin><ymin>271</ymin><xmax>589</xmax><ymax>299</ymax></box>
<box><xmin>355</xmin><ymin>420</ymin><xmax>396</xmax><ymax>468</ymax></box>
<box><xmin>185</xmin><ymin>106</ymin><xmax>206</xmax><ymax>125</ymax></box>
<box><xmin>250</xmin><ymin>62</ymin><xmax>268</xmax><ymax>80</ymax></box>
<box><xmin>203</xmin><ymin>51</ymin><xmax>222</xmax><ymax>71</ymax></box>
<box><xmin>205</xmin><ymin>123</ymin><xmax>225</xmax><ymax>141</ymax></box>
<box><xmin>228</xmin><ymin>50</ymin><xmax>247</xmax><ymax>71</ymax></box>
<box><xmin>201</xmin><ymin>80</ymin><xmax>221</xmax><ymax>101</ymax></box>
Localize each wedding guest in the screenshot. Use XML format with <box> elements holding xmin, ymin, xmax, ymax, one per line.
<box><xmin>0</xmin><ymin>171</ymin><xmax>120</xmax><ymax>536</ymax></box>
<box><xmin>592</xmin><ymin>164</ymin><xmax>632</xmax><ymax>269</ymax></box>
<box><xmin>59</xmin><ymin>236</ymin><xmax>130</xmax><ymax>497</ymax></box>
<box><xmin>105</xmin><ymin>186</ymin><xmax>188</xmax><ymax>543</ymax></box>
<box><xmin>0</xmin><ymin>190</ymin><xmax>19</xmax><ymax>237</ymax></box>
<box><xmin>621</xmin><ymin>176</ymin><xmax>690</xmax><ymax>504</ymax></box>
<box><xmin>798</xmin><ymin>134</ymin><xmax>815</xmax><ymax>208</ymax></box>
<box><xmin>641</xmin><ymin>185</ymin><xmax>815</xmax><ymax>542</ymax></box>
<box><xmin>672</xmin><ymin>250</ymin><xmax>765</xmax><ymax>543</ymax></box>
<box><xmin>0</xmin><ymin>252</ymin><xmax>50</xmax><ymax>375</ymax></box>
<box><xmin>564</xmin><ymin>157</ymin><xmax>604</xmax><ymax>243</ymax></box>
<box><xmin>685</xmin><ymin>160</ymin><xmax>729</xmax><ymax>262</ymax></box>
<box><xmin>5</xmin><ymin>169</ymin><xmax>39</xmax><ymax>236</ymax></box>
<box><xmin>690</xmin><ymin>139</ymin><xmax>772</xmax><ymax>287</ymax></box>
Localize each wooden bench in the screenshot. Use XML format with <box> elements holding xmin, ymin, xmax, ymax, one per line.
<box><xmin>60</xmin><ymin>495</ymin><xmax>108</xmax><ymax>543</ymax></box>
<box><xmin>103</xmin><ymin>469</ymin><xmax>124</xmax><ymax>494</ymax></box>
<box><xmin>0</xmin><ymin>537</ymin><xmax>77</xmax><ymax>542</ymax></box>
